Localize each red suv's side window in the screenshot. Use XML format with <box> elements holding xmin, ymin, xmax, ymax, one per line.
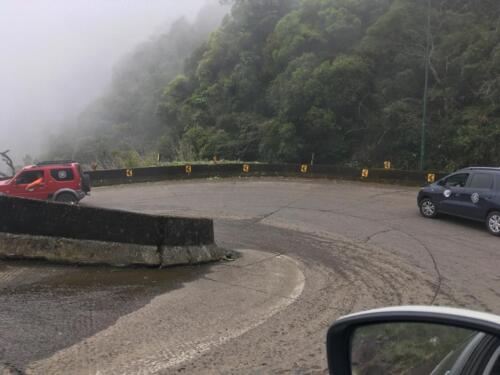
<box><xmin>16</xmin><ymin>171</ymin><xmax>44</xmax><ymax>185</ymax></box>
<box><xmin>50</xmin><ymin>169</ymin><xmax>74</xmax><ymax>181</ymax></box>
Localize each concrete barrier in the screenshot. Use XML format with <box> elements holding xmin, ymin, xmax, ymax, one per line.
<box><xmin>87</xmin><ymin>164</ymin><xmax>447</xmax><ymax>187</ymax></box>
<box><xmin>0</xmin><ymin>195</ymin><xmax>224</xmax><ymax>267</ymax></box>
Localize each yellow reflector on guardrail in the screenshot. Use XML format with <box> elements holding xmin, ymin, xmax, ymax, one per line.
<box><xmin>300</xmin><ymin>164</ymin><xmax>309</xmax><ymax>173</ymax></box>
<box><xmin>427</xmin><ymin>173</ymin><xmax>436</xmax><ymax>183</ymax></box>
<box><xmin>185</xmin><ymin>165</ymin><xmax>192</xmax><ymax>174</ymax></box>
<box><xmin>361</xmin><ymin>169</ymin><xmax>369</xmax><ymax>178</ymax></box>
<box><xmin>243</xmin><ymin>164</ymin><xmax>250</xmax><ymax>173</ymax></box>
<box><xmin>126</xmin><ymin>169</ymin><xmax>133</xmax><ymax>177</ymax></box>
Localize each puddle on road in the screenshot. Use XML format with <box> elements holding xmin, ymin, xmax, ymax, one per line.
<box><xmin>0</xmin><ymin>260</ymin><xmax>212</xmax><ymax>372</ymax></box>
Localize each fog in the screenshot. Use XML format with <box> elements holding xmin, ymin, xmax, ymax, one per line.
<box><xmin>0</xmin><ymin>0</ymin><xmax>212</xmax><ymax>164</ymax></box>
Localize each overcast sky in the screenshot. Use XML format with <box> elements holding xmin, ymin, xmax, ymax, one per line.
<box><xmin>0</xmin><ymin>0</ymin><xmax>209</xmax><ymax>163</ymax></box>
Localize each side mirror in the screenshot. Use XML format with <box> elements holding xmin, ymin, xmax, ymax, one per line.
<box><xmin>326</xmin><ymin>306</ymin><xmax>500</xmax><ymax>375</ymax></box>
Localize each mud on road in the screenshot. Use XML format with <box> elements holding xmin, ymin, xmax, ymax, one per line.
<box><xmin>0</xmin><ymin>261</ymin><xmax>209</xmax><ymax>372</ymax></box>
<box><xmin>1</xmin><ymin>178</ymin><xmax>499</xmax><ymax>374</ymax></box>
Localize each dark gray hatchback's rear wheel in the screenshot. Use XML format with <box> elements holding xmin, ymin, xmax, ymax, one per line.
<box><xmin>55</xmin><ymin>192</ymin><xmax>78</xmax><ymax>205</ymax></box>
<box><xmin>419</xmin><ymin>198</ymin><xmax>438</xmax><ymax>218</ymax></box>
<box><xmin>486</xmin><ymin>211</ymin><xmax>500</xmax><ymax>236</ymax></box>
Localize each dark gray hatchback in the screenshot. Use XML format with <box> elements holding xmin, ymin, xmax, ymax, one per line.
<box><xmin>417</xmin><ymin>167</ymin><xmax>500</xmax><ymax>236</ymax></box>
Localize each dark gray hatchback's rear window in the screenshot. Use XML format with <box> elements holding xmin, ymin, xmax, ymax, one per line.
<box><xmin>469</xmin><ymin>173</ymin><xmax>494</xmax><ymax>189</ymax></box>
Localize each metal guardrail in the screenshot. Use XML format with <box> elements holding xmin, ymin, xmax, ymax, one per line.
<box><xmin>86</xmin><ymin>163</ymin><xmax>446</xmax><ymax>187</ymax></box>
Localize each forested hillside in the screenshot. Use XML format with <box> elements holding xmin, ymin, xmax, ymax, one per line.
<box><xmin>50</xmin><ymin>0</ymin><xmax>500</xmax><ymax>170</ymax></box>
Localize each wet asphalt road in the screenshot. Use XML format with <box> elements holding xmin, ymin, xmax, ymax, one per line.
<box><xmin>88</xmin><ymin>177</ymin><xmax>500</xmax><ymax>311</ymax></box>
<box><xmin>1</xmin><ymin>177</ymin><xmax>499</xmax><ymax>374</ymax></box>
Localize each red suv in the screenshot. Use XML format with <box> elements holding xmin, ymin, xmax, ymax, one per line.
<box><xmin>0</xmin><ymin>161</ymin><xmax>91</xmax><ymax>203</ymax></box>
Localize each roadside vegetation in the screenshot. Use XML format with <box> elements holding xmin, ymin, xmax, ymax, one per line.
<box><xmin>46</xmin><ymin>0</ymin><xmax>500</xmax><ymax>171</ymax></box>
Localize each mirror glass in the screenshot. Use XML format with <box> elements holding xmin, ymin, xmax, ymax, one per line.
<box><xmin>350</xmin><ymin>323</ymin><xmax>499</xmax><ymax>375</ymax></box>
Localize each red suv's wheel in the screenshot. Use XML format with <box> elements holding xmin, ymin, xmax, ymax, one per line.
<box><xmin>56</xmin><ymin>192</ymin><xmax>78</xmax><ymax>205</ymax></box>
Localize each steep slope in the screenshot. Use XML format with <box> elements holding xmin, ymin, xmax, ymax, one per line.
<box><xmin>161</xmin><ymin>0</ymin><xmax>500</xmax><ymax>169</ymax></box>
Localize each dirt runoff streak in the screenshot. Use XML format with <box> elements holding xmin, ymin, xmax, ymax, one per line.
<box><xmin>148</xmin><ymin>261</ymin><xmax>304</xmax><ymax>373</ymax></box>
<box><xmin>26</xmin><ymin>250</ymin><xmax>305</xmax><ymax>375</ymax></box>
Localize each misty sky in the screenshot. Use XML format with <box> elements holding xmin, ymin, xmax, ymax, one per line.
<box><xmin>0</xmin><ymin>0</ymin><xmax>210</xmax><ymax>163</ymax></box>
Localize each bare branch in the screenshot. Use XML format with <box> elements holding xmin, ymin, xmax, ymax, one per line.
<box><xmin>0</xmin><ymin>150</ymin><xmax>16</xmax><ymax>177</ymax></box>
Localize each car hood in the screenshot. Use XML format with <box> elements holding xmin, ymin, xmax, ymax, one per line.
<box><xmin>0</xmin><ymin>179</ymin><xmax>11</xmax><ymax>189</ymax></box>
